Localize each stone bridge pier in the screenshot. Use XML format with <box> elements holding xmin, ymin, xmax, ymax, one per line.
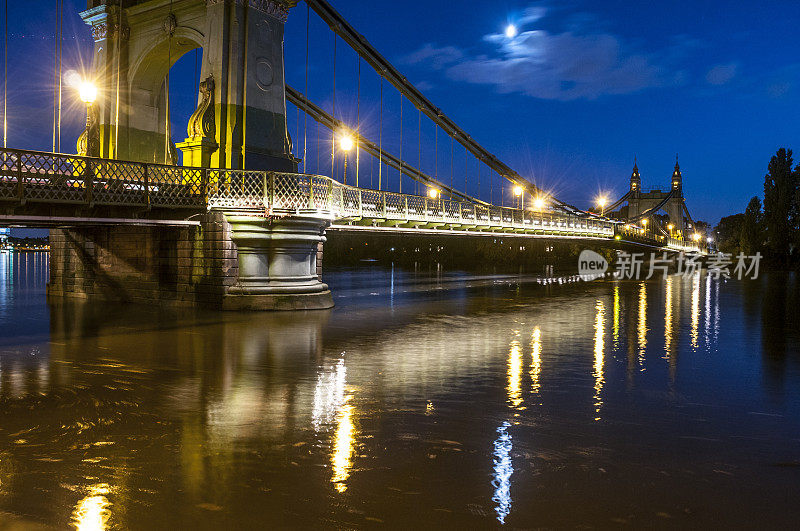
<box><xmin>48</xmin><ymin>213</ymin><xmax>334</xmax><ymax>310</ymax></box>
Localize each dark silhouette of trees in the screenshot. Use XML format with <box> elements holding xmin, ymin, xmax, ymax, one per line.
<box><xmin>715</xmin><ymin>148</ymin><xmax>799</xmax><ymax>265</ymax></box>
<box><xmin>740</xmin><ymin>196</ymin><xmax>764</xmax><ymax>255</ymax></box>
<box><xmin>763</xmin><ymin>148</ymin><xmax>797</xmax><ymax>261</ymax></box>
<box><xmin>716</xmin><ymin>213</ymin><xmax>744</xmax><ymax>254</ymax></box>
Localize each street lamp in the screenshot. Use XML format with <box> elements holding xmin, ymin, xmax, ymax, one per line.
<box><xmin>339</xmin><ymin>132</ymin><xmax>354</xmax><ymax>185</ymax></box>
<box><xmin>79</xmin><ymin>82</ymin><xmax>97</xmax><ymax>105</ymax></box>
<box><xmin>77</xmin><ymin>80</ymin><xmax>99</xmax><ymax>157</ymax></box>
<box><xmin>596</xmin><ymin>195</ymin><xmax>608</xmax><ymax>217</ymax></box>
<box><xmin>533</xmin><ymin>196</ymin><xmax>546</xmax><ymax>211</ymax></box>
<box><xmin>513</xmin><ymin>185</ymin><xmax>523</xmax><ymax>208</ymax></box>
<box><xmin>641</xmin><ymin>218</ymin><xmax>648</xmax><ymax>235</ymax></box>
<box><xmin>428</xmin><ymin>188</ymin><xmax>439</xmax><ymax>199</ymax></box>
<box><xmin>692</xmin><ymin>233</ymin><xmax>701</xmax><ymax>242</ymax></box>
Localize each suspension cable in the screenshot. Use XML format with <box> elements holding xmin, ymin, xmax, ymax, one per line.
<box><xmin>378</xmin><ymin>75</ymin><xmax>382</xmax><ymax>191</ymax></box>
<box><xmin>57</xmin><ymin>0</ymin><xmax>63</xmax><ymax>152</ymax></box>
<box><xmin>477</xmin><ymin>157</ymin><xmax>480</xmax><ymax>201</ymax></box>
<box><xmin>303</xmin><ymin>3</ymin><xmax>309</xmax><ymax>173</ymax></box>
<box><xmin>450</xmin><ymin>136</ymin><xmax>453</xmax><ymax>191</ymax></box>
<box><xmin>164</xmin><ymin>0</ymin><xmax>173</xmax><ymax>164</ymax></box>
<box><xmin>399</xmin><ymin>92</ymin><xmax>403</xmax><ymax>194</ymax></box>
<box><xmin>51</xmin><ymin>0</ymin><xmax>59</xmax><ymax>153</ymax></box>
<box><xmin>2</xmin><ymin>0</ymin><xmax>6</xmax><ymax>149</ymax></box>
<box><xmin>331</xmin><ymin>33</ymin><xmax>336</xmax><ymax>177</ymax></box>
<box><xmin>113</xmin><ymin>0</ymin><xmax>121</xmax><ymax>158</ymax></box>
<box><xmin>356</xmin><ymin>55</ymin><xmax>360</xmax><ymax>186</ymax></box>
<box><xmin>417</xmin><ymin>109</ymin><xmax>421</xmax><ymax>196</ymax></box>
<box><xmin>464</xmin><ymin>146</ymin><xmax>468</xmax><ymax>195</ymax></box>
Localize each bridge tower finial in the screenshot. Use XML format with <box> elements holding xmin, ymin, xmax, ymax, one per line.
<box><xmin>672</xmin><ymin>153</ymin><xmax>682</xmax><ymax>194</ymax></box>
<box><xmin>630</xmin><ymin>156</ymin><xmax>641</xmax><ymax>193</ymax></box>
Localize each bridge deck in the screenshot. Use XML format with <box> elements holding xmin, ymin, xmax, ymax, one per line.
<box><xmin>0</xmin><ymin>148</ymin><xmax>699</xmax><ymax>252</ymax></box>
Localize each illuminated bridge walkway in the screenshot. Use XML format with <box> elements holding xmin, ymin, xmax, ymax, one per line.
<box><xmin>0</xmin><ymin>147</ymin><xmax>703</xmax><ymax>252</ymax></box>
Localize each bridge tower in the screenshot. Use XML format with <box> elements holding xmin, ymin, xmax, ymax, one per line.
<box><xmin>625</xmin><ymin>157</ymin><xmax>687</xmax><ymax>237</ymax></box>
<box><xmin>48</xmin><ymin>0</ymin><xmax>333</xmax><ymax>311</ymax></box>
<box><xmin>81</xmin><ymin>0</ymin><xmax>297</xmax><ymax>171</ymax></box>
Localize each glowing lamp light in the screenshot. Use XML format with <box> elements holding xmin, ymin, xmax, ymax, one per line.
<box><xmin>79</xmin><ymin>81</ymin><xmax>97</xmax><ymax>104</ymax></box>
<box><xmin>533</xmin><ymin>197</ymin><xmax>546</xmax><ymax>210</ymax></box>
<box><xmin>596</xmin><ymin>196</ymin><xmax>608</xmax><ymax>208</ymax></box>
<box><xmin>513</xmin><ymin>185</ymin><xmax>523</xmax><ymax>197</ymax></box>
<box><xmin>667</xmin><ymin>223</ymin><xmax>674</xmax><ymax>231</ymax></box>
<box><xmin>339</xmin><ymin>133</ymin><xmax>354</xmax><ymax>152</ymax></box>
<box><xmin>505</xmin><ymin>24</ymin><xmax>518</xmax><ymax>38</ymax></box>
<box><xmin>428</xmin><ymin>188</ymin><xmax>440</xmax><ymax>199</ymax></box>
<box><xmin>692</xmin><ymin>233</ymin><xmax>701</xmax><ymax>242</ymax></box>
<box><xmin>707</xmin><ymin>237</ymin><xmax>714</xmax><ymax>244</ymax></box>
<box><xmin>641</xmin><ymin>219</ymin><xmax>648</xmax><ymax>226</ymax></box>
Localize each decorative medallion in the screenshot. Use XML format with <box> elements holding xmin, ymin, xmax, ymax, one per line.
<box><xmin>163</xmin><ymin>13</ymin><xmax>177</xmax><ymax>36</ymax></box>
<box><xmin>255</xmin><ymin>58</ymin><xmax>274</xmax><ymax>91</ymax></box>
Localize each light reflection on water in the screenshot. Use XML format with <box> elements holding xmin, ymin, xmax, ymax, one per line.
<box><xmin>71</xmin><ymin>483</ymin><xmax>111</xmax><ymax>531</ymax></box>
<box><xmin>491</xmin><ymin>421</ymin><xmax>513</xmax><ymax>525</ymax></box>
<box><xmin>637</xmin><ymin>282</ymin><xmax>648</xmax><ymax>368</ymax></box>
<box><xmin>691</xmin><ymin>272</ymin><xmax>701</xmax><ymax>349</ymax></box>
<box><xmin>506</xmin><ymin>334</ymin><xmax>524</xmax><ymax>412</ymax></box>
<box><xmin>593</xmin><ymin>300</ymin><xmax>605</xmax><ymax>421</ymax></box>
<box><xmin>530</xmin><ymin>327</ymin><xmax>541</xmax><ymax>397</ymax></box>
<box><xmin>0</xmin><ymin>261</ymin><xmax>799</xmax><ymax>527</ymax></box>
<box><xmin>331</xmin><ymin>397</ymin><xmax>355</xmax><ymax>493</ymax></box>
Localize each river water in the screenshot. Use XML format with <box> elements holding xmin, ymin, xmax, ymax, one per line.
<box><xmin>0</xmin><ymin>252</ymin><xmax>799</xmax><ymax>528</ymax></box>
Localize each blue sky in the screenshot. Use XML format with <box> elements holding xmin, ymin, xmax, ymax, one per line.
<box><xmin>3</xmin><ymin>0</ymin><xmax>800</xmax><ymax>225</ymax></box>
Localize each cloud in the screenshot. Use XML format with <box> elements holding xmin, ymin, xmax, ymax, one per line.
<box><xmin>705</xmin><ymin>62</ymin><xmax>738</xmax><ymax>85</ymax></box>
<box><xmin>763</xmin><ymin>63</ymin><xmax>800</xmax><ymax>98</ymax></box>
<box><xmin>403</xmin><ymin>44</ymin><xmax>463</xmax><ymax>70</ymax></box>
<box><xmin>404</xmin><ymin>5</ymin><xmax>688</xmax><ymax>101</ymax></box>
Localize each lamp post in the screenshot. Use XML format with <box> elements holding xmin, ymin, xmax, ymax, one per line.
<box><xmin>339</xmin><ymin>132</ymin><xmax>354</xmax><ymax>185</ymax></box>
<box><xmin>513</xmin><ymin>185</ymin><xmax>523</xmax><ymax>209</ymax></box>
<box><xmin>77</xmin><ymin>81</ymin><xmax>99</xmax><ymax>157</ymax></box>
<box><xmin>641</xmin><ymin>218</ymin><xmax>648</xmax><ymax>236</ymax></box>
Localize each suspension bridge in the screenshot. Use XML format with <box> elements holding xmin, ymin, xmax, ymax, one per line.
<box><xmin>0</xmin><ymin>0</ymin><xmax>702</xmax><ymax>310</ymax></box>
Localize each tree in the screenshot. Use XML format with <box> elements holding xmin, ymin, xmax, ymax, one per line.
<box><xmin>715</xmin><ymin>213</ymin><xmax>744</xmax><ymax>254</ymax></box>
<box><xmin>763</xmin><ymin>148</ymin><xmax>797</xmax><ymax>260</ymax></box>
<box><xmin>795</xmin><ymin>161</ymin><xmax>800</xmax><ymax>251</ymax></box>
<box><xmin>740</xmin><ymin>196</ymin><xmax>763</xmax><ymax>255</ymax></box>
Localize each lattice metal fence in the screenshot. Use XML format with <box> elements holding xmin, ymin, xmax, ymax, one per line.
<box><xmin>0</xmin><ymin>148</ymin><xmax>666</xmax><ymax>245</ymax></box>
<box><xmin>0</xmin><ymin>148</ymin><xmax>205</xmax><ymax>209</ymax></box>
<box><xmin>258</xmin><ymin>171</ymin><xmax>618</xmax><ymax>239</ymax></box>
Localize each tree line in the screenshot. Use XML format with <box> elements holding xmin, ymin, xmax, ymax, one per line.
<box><xmin>716</xmin><ymin>148</ymin><xmax>800</xmax><ymax>265</ymax></box>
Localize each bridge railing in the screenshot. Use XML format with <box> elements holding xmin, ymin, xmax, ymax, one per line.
<box><xmin>0</xmin><ymin>147</ymin><xmax>205</xmax><ymax>209</ymax></box>
<box><xmin>0</xmin><ymin>148</ymin><xmax>618</xmax><ymax>240</ymax></box>
<box><xmin>211</xmin><ymin>170</ymin><xmax>617</xmax><ymax>238</ymax></box>
<box><xmin>615</xmin><ymin>223</ymin><xmax>700</xmax><ymax>252</ymax></box>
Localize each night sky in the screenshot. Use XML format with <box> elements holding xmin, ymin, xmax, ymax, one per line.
<box><xmin>3</xmin><ymin>0</ymin><xmax>800</xmax><ymax>226</ymax></box>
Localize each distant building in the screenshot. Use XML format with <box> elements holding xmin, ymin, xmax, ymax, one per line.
<box><xmin>0</xmin><ymin>227</ymin><xmax>9</xmax><ymax>247</ymax></box>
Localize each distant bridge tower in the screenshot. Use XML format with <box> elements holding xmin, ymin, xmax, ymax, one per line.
<box><xmin>81</xmin><ymin>0</ymin><xmax>297</xmax><ymax>170</ymax></box>
<box><xmin>626</xmin><ymin>157</ymin><xmax>687</xmax><ymax>237</ymax></box>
